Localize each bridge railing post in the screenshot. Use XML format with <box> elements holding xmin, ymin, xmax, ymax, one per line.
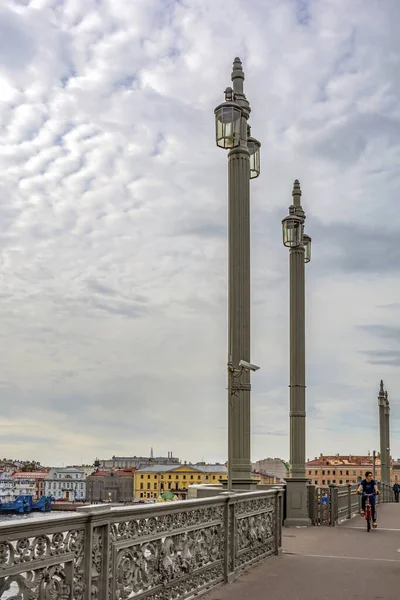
<box><xmin>347</xmin><ymin>484</ymin><xmax>352</xmax><ymax>519</ymax></box>
<box><xmin>329</xmin><ymin>484</ymin><xmax>338</xmax><ymax>526</ymax></box>
<box><xmin>308</xmin><ymin>484</ymin><xmax>316</xmax><ymax>525</ymax></box>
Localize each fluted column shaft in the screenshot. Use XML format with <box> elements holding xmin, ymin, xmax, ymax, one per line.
<box><xmin>289</xmin><ymin>245</ymin><xmax>306</xmax><ymax>478</ymax></box>
<box><xmin>227</xmin><ymin>144</ymin><xmax>252</xmax><ymax>488</ymax></box>
<box><xmin>378</xmin><ymin>389</ymin><xmax>386</xmax><ymax>483</ymax></box>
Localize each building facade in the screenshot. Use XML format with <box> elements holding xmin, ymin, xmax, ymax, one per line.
<box><xmin>306</xmin><ymin>454</ymin><xmax>395</xmax><ymax>486</ymax></box>
<box><xmin>11</xmin><ymin>472</ymin><xmax>47</xmax><ymax>499</ymax></box>
<box><xmin>0</xmin><ymin>473</ymin><xmax>14</xmax><ymax>502</ymax></box>
<box><xmin>86</xmin><ymin>470</ymin><xmax>134</xmax><ymax>503</ymax></box>
<box><xmin>252</xmin><ymin>458</ymin><xmax>288</xmax><ymax>482</ymax></box>
<box><xmin>98</xmin><ymin>452</ymin><xmax>179</xmax><ymax>470</ymax></box>
<box><xmin>45</xmin><ymin>468</ymin><xmax>87</xmax><ymax>501</ymax></box>
<box><xmin>134</xmin><ymin>464</ymin><xmax>228</xmax><ymax>500</ymax></box>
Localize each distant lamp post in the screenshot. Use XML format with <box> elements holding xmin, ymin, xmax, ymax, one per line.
<box><xmin>215</xmin><ymin>58</ymin><xmax>260</xmax><ymax>491</ymax></box>
<box><xmin>378</xmin><ymin>380</ymin><xmax>387</xmax><ymax>484</ymax></box>
<box><xmin>282</xmin><ymin>179</ymin><xmax>311</xmax><ymax>527</ymax></box>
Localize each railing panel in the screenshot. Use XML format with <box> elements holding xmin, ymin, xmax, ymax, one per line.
<box><xmin>0</xmin><ymin>515</ymin><xmax>87</xmax><ymax>600</ymax></box>
<box><xmin>0</xmin><ymin>490</ymin><xmax>282</xmax><ymax>600</ymax></box>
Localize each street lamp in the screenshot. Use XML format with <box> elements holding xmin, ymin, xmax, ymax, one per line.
<box><xmin>378</xmin><ymin>380</ymin><xmax>387</xmax><ymax>484</ymax></box>
<box><xmin>282</xmin><ymin>179</ymin><xmax>311</xmax><ymax>527</ymax></box>
<box><xmin>215</xmin><ymin>58</ymin><xmax>260</xmax><ymax>491</ymax></box>
<box><xmin>385</xmin><ymin>390</ymin><xmax>391</xmax><ymax>485</ymax></box>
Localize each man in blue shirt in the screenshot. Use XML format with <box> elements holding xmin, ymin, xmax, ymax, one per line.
<box><xmin>357</xmin><ymin>471</ymin><xmax>380</xmax><ymax>528</ymax></box>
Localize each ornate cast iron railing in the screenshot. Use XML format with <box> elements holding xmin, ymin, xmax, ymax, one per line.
<box><xmin>0</xmin><ymin>488</ymin><xmax>283</xmax><ymax>600</ymax></box>
<box><xmin>308</xmin><ymin>481</ymin><xmax>394</xmax><ymax>527</ymax></box>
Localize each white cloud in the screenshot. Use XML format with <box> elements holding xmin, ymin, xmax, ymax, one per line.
<box><xmin>0</xmin><ymin>0</ymin><xmax>399</xmax><ymax>466</ymax></box>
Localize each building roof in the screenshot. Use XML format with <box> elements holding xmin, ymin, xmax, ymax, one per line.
<box><xmin>11</xmin><ymin>472</ymin><xmax>47</xmax><ymax>479</ymax></box>
<box><xmin>306</xmin><ymin>455</ymin><xmax>383</xmax><ymax>467</ymax></box>
<box><xmin>135</xmin><ymin>463</ymin><xmax>228</xmax><ymax>474</ymax></box>
<box><xmin>90</xmin><ymin>469</ymin><xmax>133</xmax><ymax>478</ymax></box>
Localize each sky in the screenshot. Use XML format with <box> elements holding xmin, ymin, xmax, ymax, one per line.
<box><xmin>0</xmin><ymin>0</ymin><xmax>400</xmax><ymax>467</ymax></box>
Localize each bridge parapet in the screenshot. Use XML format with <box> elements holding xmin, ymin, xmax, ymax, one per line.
<box><xmin>0</xmin><ymin>488</ymin><xmax>283</xmax><ymax>600</ymax></box>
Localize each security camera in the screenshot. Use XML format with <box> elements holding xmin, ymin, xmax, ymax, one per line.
<box><xmin>239</xmin><ymin>359</ymin><xmax>260</xmax><ymax>372</ymax></box>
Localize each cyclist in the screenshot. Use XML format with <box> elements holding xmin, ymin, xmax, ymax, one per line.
<box><xmin>357</xmin><ymin>471</ymin><xmax>380</xmax><ymax>528</ymax></box>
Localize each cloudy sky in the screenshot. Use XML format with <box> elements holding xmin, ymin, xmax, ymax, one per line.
<box><xmin>0</xmin><ymin>0</ymin><xmax>399</xmax><ymax>467</ymax></box>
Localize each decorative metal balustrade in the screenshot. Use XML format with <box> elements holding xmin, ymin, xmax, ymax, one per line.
<box><xmin>0</xmin><ymin>488</ymin><xmax>283</xmax><ymax>600</ymax></box>
<box><xmin>308</xmin><ymin>481</ymin><xmax>394</xmax><ymax>526</ymax></box>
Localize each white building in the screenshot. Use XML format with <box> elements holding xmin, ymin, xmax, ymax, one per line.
<box><xmin>252</xmin><ymin>458</ymin><xmax>288</xmax><ymax>482</ymax></box>
<box><xmin>0</xmin><ymin>473</ymin><xmax>14</xmax><ymax>502</ymax></box>
<box><xmin>45</xmin><ymin>468</ymin><xmax>86</xmax><ymax>501</ymax></box>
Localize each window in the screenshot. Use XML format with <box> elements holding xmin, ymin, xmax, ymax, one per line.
<box><xmin>212</xmin><ymin>476</ymin><xmax>216</xmax><ymax>480</ymax></box>
<box><xmin>176</xmin><ymin>476</ymin><xmax>179</xmax><ymax>480</ymax></box>
<box><xmin>147</xmin><ymin>483</ymin><xmax>150</xmax><ymax>490</ymax></box>
<box><xmin>198</xmin><ymin>475</ymin><xmax>201</xmax><ymax>479</ymax></box>
<box><xmin>154</xmin><ymin>475</ymin><xmax>157</xmax><ymax>479</ymax></box>
<box><xmin>190</xmin><ymin>475</ymin><xmax>193</xmax><ymax>480</ymax></box>
<box><xmin>322</xmin><ymin>470</ymin><xmax>325</xmax><ymax>475</ymax></box>
<box><xmin>339</xmin><ymin>470</ymin><xmax>343</xmax><ymax>475</ymax></box>
<box><xmin>346</xmin><ymin>480</ymin><xmax>350</xmax><ymax>483</ymax></box>
<box><xmin>346</xmin><ymin>471</ymin><xmax>349</xmax><ymax>476</ymax></box>
<box><xmin>315</xmin><ymin>470</ymin><xmax>318</xmax><ymax>475</ymax></box>
<box><xmin>141</xmin><ymin>475</ymin><xmax>144</xmax><ymax>479</ymax></box>
<box><xmin>161</xmin><ymin>475</ymin><xmax>164</xmax><ymax>479</ymax></box>
<box><xmin>322</xmin><ymin>480</ymin><xmax>326</xmax><ymax>485</ymax></box>
<box><xmin>140</xmin><ymin>492</ymin><xmax>143</xmax><ymax>498</ymax></box>
<box><xmin>308</xmin><ymin>470</ymin><xmax>312</xmax><ymax>475</ymax></box>
<box><xmin>140</xmin><ymin>483</ymin><xmax>143</xmax><ymax>490</ymax></box>
<box><xmin>332</xmin><ymin>480</ymin><xmax>336</xmax><ymax>484</ymax></box>
<box><xmin>339</xmin><ymin>480</ymin><xmax>343</xmax><ymax>484</ymax></box>
<box><xmin>353</xmin><ymin>471</ymin><xmax>356</xmax><ymax>476</ymax></box>
<box><xmin>154</xmin><ymin>483</ymin><xmax>157</xmax><ymax>490</ymax></box>
<box><xmin>148</xmin><ymin>475</ymin><xmax>151</xmax><ymax>479</ymax></box>
<box><xmin>332</xmin><ymin>471</ymin><xmax>336</xmax><ymax>476</ymax></box>
<box><xmin>169</xmin><ymin>475</ymin><xmax>172</xmax><ymax>480</ymax></box>
<box><xmin>168</xmin><ymin>483</ymin><xmax>172</xmax><ymax>489</ymax></box>
<box><xmin>314</xmin><ymin>480</ymin><xmax>318</xmax><ymax>485</ymax></box>
<box><xmin>327</xmin><ymin>480</ymin><xmax>331</xmax><ymax>485</ymax></box>
<box><xmin>327</xmin><ymin>470</ymin><xmax>330</xmax><ymax>475</ymax></box>
<box><xmin>183</xmin><ymin>475</ymin><xmax>186</xmax><ymax>480</ymax></box>
<box><xmin>205</xmin><ymin>476</ymin><xmax>209</xmax><ymax>480</ymax></box>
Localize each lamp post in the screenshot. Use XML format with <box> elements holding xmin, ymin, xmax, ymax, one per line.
<box><xmin>378</xmin><ymin>380</ymin><xmax>387</xmax><ymax>484</ymax></box>
<box><xmin>385</xmin><ymin>390</ymin><xmax>391</xmax><ymax>485</ymax></box>
<box><xmin>282</xmin><ymin>180</ymin><xmax>311</xmax><ymax>527</ymax></box>
<box><xmin>214</xmin><ymin>58</ymin><xmax>261</xmax><ymax>490</ymax></box>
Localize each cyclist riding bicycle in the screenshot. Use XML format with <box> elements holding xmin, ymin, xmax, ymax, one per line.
<box><xmin>357</xmin><ymin>471</ymin><xmax>380</xmax><ymax>529</ymax></box>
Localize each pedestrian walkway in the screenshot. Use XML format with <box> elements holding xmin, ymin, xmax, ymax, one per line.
<box><xmin>204</xmin><ymin>504</ymin><xmax>400</xmax><ymax>600</ymax></box>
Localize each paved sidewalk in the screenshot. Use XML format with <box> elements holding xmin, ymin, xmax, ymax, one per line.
<box><xmin>204</xmin><ymin>504</ymin><xmax>400</xmax><ymax>600</ymax></box>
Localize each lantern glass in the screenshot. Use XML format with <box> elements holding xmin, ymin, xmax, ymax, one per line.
<box><xmin>303</xmin><ymin>234</ymin><xmax>311</xmax><ymax>263</ymax></box>
<box><xmin>282</xmin><ymin>215</ymin><xmax>304</xmax><ymax>248</ymax></box>
<box><xmin>215</xmin><ymin>102</ymin><xmax>242</xmax><ymax>149</ymax></box>
<box><xmin>248</xmin><ymin>136</ymin><xmax>261</xmax><ymax>179</ymax></box>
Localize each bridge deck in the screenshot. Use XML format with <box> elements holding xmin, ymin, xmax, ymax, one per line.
<box><xmin>205</xmin><ymin>504</ymin><xmax>400</xmax><ymax>600</ymax></box>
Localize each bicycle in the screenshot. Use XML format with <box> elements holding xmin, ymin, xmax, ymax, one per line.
<box><xmin>362</xmin><ymin>493</ymin><xmax>376</xmax><ymax>532</ymax></box>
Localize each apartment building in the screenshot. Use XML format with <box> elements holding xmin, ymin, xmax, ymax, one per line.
<box><xmin>306</xmin><ymin>454</ymin><xmax>395</xmax><ymax>486</ymax></box>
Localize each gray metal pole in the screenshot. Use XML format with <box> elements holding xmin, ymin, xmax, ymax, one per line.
<box><xmin>385</xmin><ymin>391</ymin><xmax>391</xmax><ymax>486</ymax></box>
<box><xmin>373</xmin><ymin>450</ymin><xmax>376</xmax><ymax>481</ymax></box>
<box><xmin>227</xmin><ymin>58</ymin><xmax>255</xmax><ymax>491</ymax></box>
<box><xmin>284</xmin><ymin>181</ymin><xmax>311</xmax><ymax>527</ymax></box>
<box><xmin>378</xmin><ymin>380</ymin><xmax>386</xmax><ymax>484</ymax></box>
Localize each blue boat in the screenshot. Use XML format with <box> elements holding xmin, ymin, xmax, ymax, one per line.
<box><xmin>0</xmin><ymin>495</ymin><xmax>52</xmax><ymax>514</ymax></box>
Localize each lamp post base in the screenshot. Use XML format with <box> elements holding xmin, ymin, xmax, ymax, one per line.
<box><xmin>284</xmin><ymin>477</ymin><xmax>311</xmax><ymax>528</ymax></box>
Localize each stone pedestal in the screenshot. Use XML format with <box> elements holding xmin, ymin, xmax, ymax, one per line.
<box><xmin>284</xmin><ymin>478</ymin><xmax>311</xmax><ymax>527</ymax></box>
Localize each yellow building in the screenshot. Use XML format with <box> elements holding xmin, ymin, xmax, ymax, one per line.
<box><xmin>134</xmin><ymin>463</ymin><xmax>228</xmax><ymax>500</ymax></box>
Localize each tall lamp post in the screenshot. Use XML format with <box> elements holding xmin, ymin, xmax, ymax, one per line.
<box><xmin>385</xmin><ymin>390</ymin><xmax>391</xmax><ymax>485</ymax></box>
<box><xmin>378</xmin><ymin>380</ymin><xmax>387</xmax><ymax>484</ymax></box>
<box><xmin>214</xmin><ymin>58</ymin><xmax>261</xmax><ymax>490</ymax></box>
<box><xmin>282</xmin><ymin>180</ymin><xmax>311</xmax><ymax>527</ymax></box>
